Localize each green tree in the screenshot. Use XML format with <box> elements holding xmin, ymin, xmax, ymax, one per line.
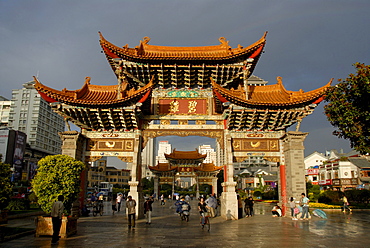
<box><xmin>31</xmin><ymin>155</ymin><xmax>85</xmax><ymax>214</ymax></box>
<box><xmin>324</xmin><ymin>63</ymin><xmax>370</xmax><ymax>154</ymax></box>
<box><xmin>0</xmin><ymin>157</ymin><xmax>13</xmax><ymax>210</ymax></box>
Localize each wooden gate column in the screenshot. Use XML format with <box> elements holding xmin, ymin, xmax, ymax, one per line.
<box><xmin>59</xmin><ymin>130</ymin><xmax>87</xmax><ymax>216</ymax></box>
<box><xmin>281</xmin><ymin>131</ymin><xmax>308</xmax><ymax>216</ymax></box>
<box><xmin>128</xmin><ymin>132</ymin><xmax>144</xmax><ymax>219</ymax></box>
<box><xmin>220</xmin><ymin>133</ymin><xmax>238</xmax><ymax>220</ymax></box>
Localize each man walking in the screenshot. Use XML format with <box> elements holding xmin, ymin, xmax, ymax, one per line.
<box><xmin>300</xmin><ymin>193</ymin><xmax>310</xmax><ymax>220</ymax></box>
<box><xmin>126</xmin><ymin>196</ymin><xmax>136</xmax><ymax>228</ymax></box>
<box><xmin>51</xmin><ymin>195</ymin><xmax>64</xmax><ymax>245</ymax></box>
<box><xmin>205</xmin><ymin>194</ymin><xmax>217</xmax><ymax>217</ymax></box>
<box><xmin>116</xmin><ymin>193</ymin><xmax>123</xmax><ymax>212</ymax></box>
<box><xmin>144</xmin><ymin>196</ymin><xmax>154</xmax><ymax>224</ymax></box>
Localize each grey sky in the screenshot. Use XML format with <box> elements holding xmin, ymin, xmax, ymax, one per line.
<box><xmin>1</xmin><ymin>0</ymin><xmax>369</xmax><ymax>158</ymax></box>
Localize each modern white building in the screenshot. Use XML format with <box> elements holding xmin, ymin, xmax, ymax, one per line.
<box><xmin>198</xmin><ymin>144</ymin><xmax>216</xmax><ymax>164</ymax></box>
<box><xmin>0</xmin><ymin>96</ymin><xmax>11</xmax><ymax>127</ymax></box>
<box><xmin>304</xmin><ymin>151</ymin><xmax>328</xmax><ymax>185</ymax></box>
<box><xmin>8</xmin><ymin>81</ymin><xmax>64</xmax><ymax>154</ymax></box>
<box><xmin>156</xmin><ymin>140</ymin><xmax>172</xmax><ymax>164</ymax></box>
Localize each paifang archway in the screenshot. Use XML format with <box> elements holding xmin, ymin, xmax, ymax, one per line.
<box><xmin>34</xmin><ymin>32</ymin><xmax>331</xmax><ymax>219</ymax></box>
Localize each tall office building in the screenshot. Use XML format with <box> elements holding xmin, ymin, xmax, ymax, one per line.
<box><xmin>156</xmin><ymin>140</ymin><xmax>172</xmax><ymax>164</ymax></box>
<box><xmin>198</xmin><ymin>144</ymin><xmax>217</xmax><ymax>164</ymax></box>
<box><xmin>0</xmin><ymin>96</ymin><xmax>11</xmax><ymax>127</ymax></box>
<box><xmin>8</xmin><ymin>81</ymin><xmax>64</xmax><ymax>154</ymax></box>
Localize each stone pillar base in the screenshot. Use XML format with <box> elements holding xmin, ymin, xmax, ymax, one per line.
<box><xmin>128</xmin><ymin>181</ymin><xmax>143</xmax><ymax>219</ymax></box>
<box><xmin>220</xmin><ymin>182</ymin><xmax>237</xmax><ymax>220</ymax></box>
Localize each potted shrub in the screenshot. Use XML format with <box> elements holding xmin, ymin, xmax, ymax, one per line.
<box><xmin>0</xmin><ymin>157</ymin><xmax>13</xmax><ymax>224</ymax></box>
<box><xmin>31</xmin><ymin>154</ymin><xmax>85</xmax><ymax>238</ymax></box>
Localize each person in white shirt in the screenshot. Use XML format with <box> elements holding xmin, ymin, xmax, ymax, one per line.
<box><xmin>116</xmin><ymin>193</ymin><xmax>123</xmax><ymax>212</ymax></box>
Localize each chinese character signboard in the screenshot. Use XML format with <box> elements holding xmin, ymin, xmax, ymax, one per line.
<box><xmin>159</xmin><ymin>99</ymin><xmax>207</xmax><ymax>115</ymax></box>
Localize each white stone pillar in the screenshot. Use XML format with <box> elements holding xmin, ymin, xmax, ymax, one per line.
<box><xmin>212</xmin><ymin>177</ymin><xmax>218</xmax><ymax>196</ymax></box>
<box><xmin>153</xmin><ymin>176</ymin><xmax>159</xmax><ymax>200</ymax></box>
<box><xmin>128</xmin><ymin>133</ymin><xmax>143</xmax><ymax>218</ymax></box>
<box><xmin>220</xmin><ymin>133</ymin><xmax>238</xmax><ymax>220</ymax></box>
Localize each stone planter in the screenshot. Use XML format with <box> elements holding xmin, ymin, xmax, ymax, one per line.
<box><xmin>35</xmin><ymin>216</ymin><xmax>77</xmax><ymax>238</ymax></box>
<box><xmin>0</xmin><ymin>209</ymin><xmax>9</xmax><ymax>224</ymax></box>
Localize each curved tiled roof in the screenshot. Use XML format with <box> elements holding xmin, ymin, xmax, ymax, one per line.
<box><xmin>148</xmin><ymin>163</ymin><xmax>177</xmax><ymax>172</ymax></box>
<box><xmin>194</xmin><ymin>163</ymin><xmax>223</xmax><ymax>172</ymax></box>
<box><xmin>164</xmin><ymin>149</ymin><xmax>207</xmax><ymax>160</ymax></box>
<box><xmin>99</xmin><ymin>32</ymin><xmax>267</xmax><ymax>63</ymax></box>
<box><xmin>33</xmin><ymin>76</ymin><xmax>153</xmax><ymax>107</ymax></box>
<box><xmin>212</xmin><ymin>77</ymin><xmax>332</xmax><ymax>107</ymax></box>
<box><xmin>149</xmin><ymin>163</ymin><xmax>222</xmax><ymax>173</ymax></box>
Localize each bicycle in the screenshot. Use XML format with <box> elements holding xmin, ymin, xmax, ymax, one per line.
<box><xmin>180</xmin><ymin>210</ymin><xmax>190</xmax><ymax>222</ymax></box>
<box><xmin>92</xmin><ymin>201</ymin><xmax>104</xmax><ymax>216</ymax></box>
<box><xmin>200</xmin><ymin>212</ymin><xmax>210</xmax><ymax>231</ymax></box>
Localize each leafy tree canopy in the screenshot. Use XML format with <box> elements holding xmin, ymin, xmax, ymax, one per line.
<box><xmin>31</xmin><ymin>155</ymin><xmax>85</xmax><ymax>214</ymax></box>
<box><xmin>324</xmin><ymin>63</ymin><xmax>370</xmax><ymax>154</ymax></box>
<box><xmin>0</xmin><ymin>156</ymin><xmax>13</xmax><ymax>210</ymax></box>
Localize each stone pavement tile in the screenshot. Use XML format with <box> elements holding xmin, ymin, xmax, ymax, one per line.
<box><xmin>2</xmin><ymin>201</ymin><xmax>370</xmax><ymax>247</ymax></box>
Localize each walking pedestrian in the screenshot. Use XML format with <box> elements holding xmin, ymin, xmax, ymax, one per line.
<box><xmin>205</xmin><ymin>194</ymin><xmax>217</xmax><ymax>217</ymax></box>
<box><xmin>144</xmin><ymin>196</ymin><xmax>154</xmax><ymax>224</ymax></box>
<box><xmin>198</xmin><ymin>197</ymin><xmax>209</xmax><ymax>228</ymax></box>
<box><xmin>51</xmin><ymin>195</ymin><xmax>64</xmax><ymax>245</ymax></box>
<box><xmin>116</xmin><ymin>193</ymin><xmax>123</xmax><ymax>212</ymax></box>
<box><xmin>342</xmin><ymin>195</ymin><xmax>352</xmax><ymax>213</ymax></box>
<box><xmin>289</xmin><ymin>197</ymin><xmax>296</xmax><ymax>220</ymax></box>
<box><xmin>126</xmin><ymin>196</ymin><xmax>136</xmax><ymax>228</ymax></box>
<box><xmin>111</xmin><ymin>194</ymin><xmax>117</xmax><ymax>215</ymax></box>
<box><xmin>160</xmin><ymin>194</ymin><xmax>165</xmax><ymax>205</ymax></box>
<box><xmin>244</xmin><ymin>196</ymin><xmax>254</xmax><ymax>217</ymax></box>
<box><xmin>299</xmin><ymin>193</ymin><xmax>310</xmax><ymax>220</ymax></box>
<box><xmin>237</xmin><ymin>195</ymin><xmax>243</xmax><ymax>219</ymax></box>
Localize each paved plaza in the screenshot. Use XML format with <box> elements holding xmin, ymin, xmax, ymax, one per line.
<box><xmin>2</xmin><ymin>200</ymin><xmax>369</xmax><ymax>248</ymax></box>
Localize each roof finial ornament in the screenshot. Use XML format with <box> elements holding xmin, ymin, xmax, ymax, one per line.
<box><xmin>219</xmin><ymin>37</ymin><xmax>229</xmax><ymax>48</ymax></box>
<box><xmin>84</xmin><ymin>77</ymin><xmax>91</xmax><ymax>85</ymax></box>
<box><xmin>276</xmin><ymin>76</ymin><xmax>283</xmax><ymax>85</ymax></box>
<box><xmin>141</xmin><ymin>36</ymin><xmax>151</xmax><ymax>44</ymax></box>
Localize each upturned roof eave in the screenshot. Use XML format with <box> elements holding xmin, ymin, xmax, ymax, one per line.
<box><xmin>212</xmin><ymin>78</ymin><xmax>332</xmax><ymax>108</ymax></box>
<box><xmin>99</xmin><ymin>32</ymin><xmax>266</xmax><ymax>63</ymax></box>
<box><xmin>33</xmin><ymin>76</ymin><xmax>153</xmax><ymax>107</ymax></box>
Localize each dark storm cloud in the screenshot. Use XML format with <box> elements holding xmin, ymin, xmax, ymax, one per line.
<box><xmin>1</xmin><ymin>0</ymin><xmax>369</xmax><ymax>155</ymax></box>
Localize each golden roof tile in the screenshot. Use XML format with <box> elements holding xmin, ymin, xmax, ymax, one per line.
<box><xmin>164</xmin><ymin>149</ymin><xmax>208</xmax><ymax>160</ymax></box>
<box><xmin>194</xmin><ymin>163</ymin><xmax>223</xmax><ymax>172</ymax></box>
<box><xmin>212</xmin><ymin>77</ymin><xmax>332</xmax><ymax>107</ymax></box>
<box><xmin>33</xmin><ymin>76</ymin><xmax>153</xmax><ymax>107</ymax></box>
<box><xmin>99</xmin><ymin>32</ymin><xmax>267</xmax><ymax>62</ymax></box>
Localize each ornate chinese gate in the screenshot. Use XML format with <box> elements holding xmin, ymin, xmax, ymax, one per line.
<box><xmin>35</xmin><ymin>32</ymin><xmax>330</xmax><ymax>219</ymax></box>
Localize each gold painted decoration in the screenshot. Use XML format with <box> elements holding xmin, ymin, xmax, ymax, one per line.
<box><xmin>85</xmin><ymin>156</ymin><xmax>103</xmax><ymax>162</ymax></box>
<box><xmin>264</xmin><ymin>156</ymin><xmax>280</xmax><ymax>163</ymax></box>
<box><xmin>234</xmin><ymin>156</ymin><xmax>249</xmax><ymax>162</ymax></box>
<box><xmin>117</xmin><ymin>156</ymin><xmax>133</xmax><ymax>163</ymax></box>
<box><xmin>178</xmin><ymin>120</ymin><xmax>188</xmax><ymax>125</ymax></box>
<box><xmin>87</xmin><ymin>139</ymin><xmax>135</xmax><ymax>151</ymax></box>
<box><xmin>232</xmin><ymin>138</ymin><xmax>280</xmax><ymax>151</ymax></box>
<box><xmin>160</xmin><ymin>120</ymin><xmax>170</xmax><ymax>125</ymax></box>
